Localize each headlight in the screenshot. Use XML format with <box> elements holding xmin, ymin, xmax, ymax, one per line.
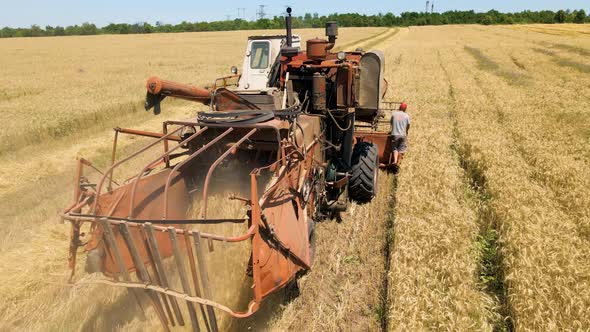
<box><xmin>337</xmin><ymin>51</ymin><xmax>346</xmax><ymax>61</ymax></box>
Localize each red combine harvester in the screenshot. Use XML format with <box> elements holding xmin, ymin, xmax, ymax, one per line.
<box><xmin>62</xmin><ymin>8</ymin><xmax>404</xmax><ymax>331</ymax></box>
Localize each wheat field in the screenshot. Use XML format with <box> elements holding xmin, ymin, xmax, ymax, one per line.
<box><xmin>1</xmin><ymin>24</ymin><xmax>589</xmax><ymax>331</ymax></box>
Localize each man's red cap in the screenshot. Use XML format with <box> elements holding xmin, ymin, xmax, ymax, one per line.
<box><xmin>399</xmin><ymin>102</ymin><xmax>408</xmax><ymax>111</ymax></box>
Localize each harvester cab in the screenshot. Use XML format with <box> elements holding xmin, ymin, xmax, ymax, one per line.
<box><xmin>237</xmin><ymin>35</ymin><xmax>301</xmax><ymax>91</ymax></box>
<box><xmin>62</xmin><ymin>7</ymin><xmax>404</xmax><ymax>331</ymax></box>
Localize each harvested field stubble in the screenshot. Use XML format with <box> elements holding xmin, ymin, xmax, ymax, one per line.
<box><xmin>269</xmin><ymin>172</ymin><xmax>395</xmax><ymax>332</ymax></box>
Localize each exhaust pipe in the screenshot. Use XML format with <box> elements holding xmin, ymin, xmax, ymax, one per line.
<box><xmin>325</xmin><ymin>21</ymin><xmax>338</xmax><ymax>51</ymax></box>
<box><xmin>281</xmin><ymin>7</ymin><xmax>298</xmax><ymax>57</ymax></box>
<box><xmin>285</xmin><ymin>7</ymin><xmax>293</xmax><ymax>47</ymax></box>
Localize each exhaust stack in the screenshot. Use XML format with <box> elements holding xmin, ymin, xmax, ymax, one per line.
<box><xmin>325</xmin><ymin>21</ymin><xmax>338</xmax><ymax>51</ymax></box>
<box><xmin>286</xmin><ymin>7</ymin><xmax>293</xmax><ymax>47</ymax></box>
<box><xmin>281</xmin><ymin>7</ymin><xmax>299</xmax><ymax>57</ymax></box>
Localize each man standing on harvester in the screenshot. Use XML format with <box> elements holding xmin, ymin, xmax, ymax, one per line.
<box><xmin>390</xmin><ymin>103</ymin><xmax>410</xmax><ymax>166</ymax></box>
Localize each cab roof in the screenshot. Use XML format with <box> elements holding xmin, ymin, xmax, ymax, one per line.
<box><xmin>248</xmin><ymin>35</ymin><xmax>300</xmax><ymax>40</ymax></box>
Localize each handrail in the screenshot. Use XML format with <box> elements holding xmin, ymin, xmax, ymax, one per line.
<box><xmin>166</xmin><ymin>119</ymin><xmax>284</xmax><ymax>166</ymax></box>
<box><xmin>200</xmin><ymin>128</ymin><xmax>258</xmax><ymax>219</ymax></box>
<box><xmin>163</xmin><ymin>128</ymin><xmax>234</xmax><ymax>219</ymax></box>
<box><xmin>127</xmin><ymin>126</ymin><xmax>209</xmax><ymax>218</ymax></box>
<box><xmin>92</xmin><ymin>125</ymin><xmax>187</xmax><ymax>214</ymax></box>
<box><xmin>61</xmin><ymin>213</ymin><xmax>256</xmax><ymax>243</ymax></box>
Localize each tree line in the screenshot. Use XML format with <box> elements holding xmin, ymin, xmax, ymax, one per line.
<box><xmin>1</xmin><ymin>9</ymin><xmax>588</xmax><ymax>38</ymax></box>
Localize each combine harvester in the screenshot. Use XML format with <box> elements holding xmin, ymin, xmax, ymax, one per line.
<box><xmin>62</xmin><ymin>8</ymin><xmax>403</xmax><ymax>331</ymax></box>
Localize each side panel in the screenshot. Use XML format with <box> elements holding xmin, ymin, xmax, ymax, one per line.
<box><xmin>89</xmin><ymin>169</ymin><xmax>191</xmax><ymax>274</ymax></box>
<box><xmin>355</xmin><ymin>131</ymin><xmax>395</xmax><ymax>168</ymax></box>
<box><xmin>356</xmin><ymin>50</ymin><xmax>385</xmax><ymax>123</ymax></box>
<box><xmin>336</xmin><ymin>67</ymin><xmax>350</xmax><ymax>108</ymax></box>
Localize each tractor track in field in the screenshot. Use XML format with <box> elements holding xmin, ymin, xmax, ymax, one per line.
<box><xmin>336</xmin><ymin>28</ymin><xmax>397</xmax><ymax>52</ymax></box>
<box><xmin>0</xmin><ymin>98</ymin><xmax>146</xmax><ymax>158</ymax></box>
<box><xmin>379</xmin><ymin>177</ymin><xmax>396</xmax><ymax>332</ymax></box>
<box><xmin>466</xmin><ymin>26</ymin><xmax>590</xmax><ymax>102</ymax></box>
<box><xmin>370</xmin><ymin>30</ymin><xmax>401</xmax><ymax>332</ymax></box>
<box><xmin>438</xmin><ymin>50</ymin><xmax>514</xmax><ymax>332</ymax></box>
<box><xmin>456</xmin><ymin>46</ymin><xmax>590</xmax><ymax>243</ymax></box>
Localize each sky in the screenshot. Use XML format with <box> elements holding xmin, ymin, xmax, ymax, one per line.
<box><xmin>0</xmin><ymin>0</ymin><xmax>589</xmax><ymax>28</ymax></box>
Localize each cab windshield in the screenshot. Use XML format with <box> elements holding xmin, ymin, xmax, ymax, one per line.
<box><xmin>250</xmin><ymin>41</ymin><xmax>270</xmax><ymax>69</ymax></box>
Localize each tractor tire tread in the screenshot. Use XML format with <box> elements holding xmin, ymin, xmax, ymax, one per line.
<box><xmin>349</xmin><ymin>142</ymin><xmax>379</xmax><ymax>204</ymax></box>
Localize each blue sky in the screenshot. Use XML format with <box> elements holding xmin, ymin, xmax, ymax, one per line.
<box><xmin>1</xmin><ymin>0</ymin><xmax>589</xmax><ymax>28</ymax></box>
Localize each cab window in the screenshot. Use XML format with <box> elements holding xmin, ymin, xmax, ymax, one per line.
<box><xmin>250</xmin><ymin>41</ymin><xmax>270</xmax><ymax>69</ymax></box>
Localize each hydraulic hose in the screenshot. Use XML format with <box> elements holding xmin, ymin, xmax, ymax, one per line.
<box><xmin>197</xmin><ymin>99</ymin><xmax>303</xmax><ymax>125</ymax></box>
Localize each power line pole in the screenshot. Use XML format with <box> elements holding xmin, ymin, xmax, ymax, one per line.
<box><xmin>431</xmin><ymin>2</ymin><xmax>435</xmax><ymax>13</ymax></box>
<box><xmin>257</xmin><ymin>5</ymin><xmax>267</xmax><ymax>20</ymax></box>
<box><xmin>237</xmin><ymin>8</ymin><xmax>245</xmax><ymax>19</ymax></box>
<box><xmin>425</xmin><ymin>1</ymin><xmax>429</xmax><ymax>13</ymax></box>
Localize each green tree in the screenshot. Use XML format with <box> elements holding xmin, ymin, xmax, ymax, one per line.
<box><xmin>80</xmin><ymin>22</ymin><xmax>98</xmax><ymax>35</ymax></box>
<box><xmin>30</xmin><ymin>25</ymin><xmax>44</xmax><ymax>37</ymax></box>
<box><xmin>54</xmin><ymin>26</ymin><xmax>65</xmax><ymax>36</ymax></box>
<box><xmin>480</xmin><ymin>15</ymin><xmax>494</xmax><ymax>25</ymax></box>
<box><xmin>574</xmin><ymin>9</ymin><xmax>587</xmax><ymax>23</ymax></box>
<box><xmin>555</xmin><ymin>10</ymin><xmax>567</xmax><ymax>23</ymax></box>
<box><xmin>65</xmin><ymin>25</ymin><xmax>81</xmax><ymax>35</ymax></box>
<box><xmin>1</xmin><ymin>27</ymin><xmax>15</xmax><ymax>38</ymax></box>
<box><xmin>45</xmin><ymin>25</ymin><xmax>54</xmax><ymax>36</ymax></box>
<box><xmin>255</xmin><ymin>19</ymin><xmax>272</xmax><ymax>29</ymax></box>
<box><xmin>3</xmin><ymin>8</ymin><xmax>590</xmax><ymax>39</ymax></box>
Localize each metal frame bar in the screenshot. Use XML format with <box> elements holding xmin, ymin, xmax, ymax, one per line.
<box><xmin>109</xmin><ymin>130</ymin><xmax>119</xmax><ymax>191</ymax></box>
<box><xmin>144</xmin><ymin>223</ymin><xmax>185</xmax><ymax>326</ymax></box>
<box><xmin>128</xmin><ymin>126</ymin><xmax>209</xmax><ymax>218</ymax></box>
<box><xmin>115</xmin><ymin>127</ymin><xmax>183</xmax><ymax>142</ymax></box>
<box><xmin>92</xmin><ymin>125</ymin><xmax>187</xmax><ymax>214</ymax></box>
<box><xmin>66</xmin><ymin>215</ymin><xmax>259</xmax><ymax>318</ymax></box>
<box><xmin>165</xmin><ymin>120</ymin><xmax>282</xmax><ymax>162</ymax></box>
<box><xmin>168</xmin><ymin>227</ymin><xmax>201</xmax><ymax>331</ymax></box>
<box><xmin>118</xmin><ymin>222</ymin><xmax>171</xmax><ymax>331</ymax></box>
<box><xmin>193</xmin><ymin>230</ymin><xmax>219</xmax><ymax>332</ymax></box>
<box><xmin>99</xmin><ymin>218</ymin><xmax>148</xmax><ymax>320</ymax></box>
<box><xmin>163</xmin><ymin>127</ymin><xmax>234</xmax><ymax>219</ymax></box>
<box><xmin>183</xmin><ymin>231</ymin><xmax>211</xmax><ymax>332</ymax></box>
<box><xmin>141</xmin><ymin>228</ymin><xmax>178</xmax><ymax>326</ymax></box>
<box><xmin>64</xmin><ymin>214</ymin><xmax>256</xmax><ymax>242</ymax></box>
<box><xmin>200</xmin><ymin>128</ymin><xmax>258</xmax><ymax>219</ymax></box>
<box><xmin>64</xmin><ymin>119</ymin><xmax>314</xmax><ymax>328</ymax></box>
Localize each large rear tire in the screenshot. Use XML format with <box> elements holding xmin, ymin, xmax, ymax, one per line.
<box><xmin>349</xmin><ymin>142</ymin><xmax>379</xmax><ymax>203</ymax></box>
